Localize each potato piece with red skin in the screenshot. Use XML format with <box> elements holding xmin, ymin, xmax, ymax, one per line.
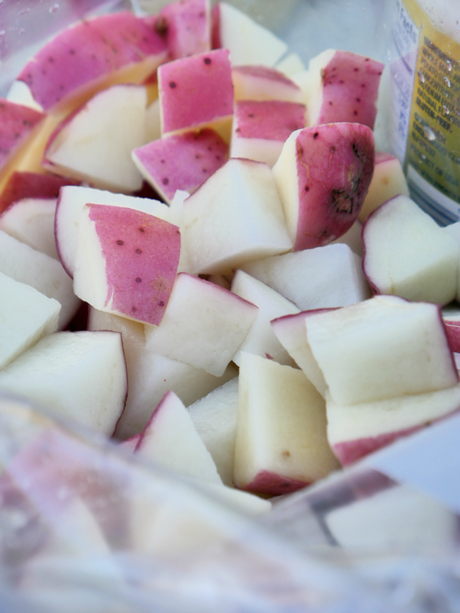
<box><xmin>16</xmin><ymin>12</ymin><xmax>168</xmax><ymax>112</ymax></box>
<box><xmin>132</xmin><ymin>128</ymin><xmax>228</xmax><ymax>203</ymax></box>
<box><xmin>0</xmin><ymin>99</ymin><xmax>45</xmax><ymax>182</ymax></box>
<box><xmin>306</xmin><ymin>49</ymin><xmax>384</xmax><ymax>129</ymax></box>
<box><xmin>73</xmin><ymin>204</ymin><xmax>181</xmax><ymax>326</ymax></box>
<box><xmin>305</xmin><ymin>296</ymin><xmax>459</xmax><ymax>408</ymax></box>
<box><xmin>272</xmin><ymin>123</ymin><xmax>375</xmax><ymax>250</ymax></box>
<box><xmin>55</xmin><ymin>185</ymin><xmax>174</xmax><ymax>279</ymax></box>
<box><xmin>0</xmin><ymin>171</ymin><xmax>79</xmax><ymax>214</ymax></box>
<box><xmin>155</xmin><ymin>0</ymin><xmax>211</xmax><ymax>60</ymax></box>
<box><xmin>327</xmin><ymin>387</ymin><xmax>460</xmax><ymax>466</ymax></box>
<box><xmin>158</xmin><ymin>49</ymin><xmax>234</xmax><ymax>136</ymax></box>
<box><xmin>230</xmin><ymin>100</ymin><xmax>306</xmax><ymax>167</ymax></box>
<box><xmin>362</xmin><ymin>195</ymin><xmax>460</xmax><ymax>306</ymax></box>
<box><xmin>233</xmin><ymin>353</ymin><xmax>339</xmax><ymax>496</ymax></box>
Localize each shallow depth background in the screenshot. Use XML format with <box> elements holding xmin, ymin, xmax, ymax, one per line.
<box><xmin>135</xmin><ymin>0</ymin><xmax>394</xmax><ymax>62</ymax></box>
<box><xmin>0</xmin><ymin>0</ymin><xmax>394</xmax><ymax>96</ymax></box>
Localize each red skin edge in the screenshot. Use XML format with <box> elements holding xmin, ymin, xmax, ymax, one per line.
<box><xmin>443</xmin><ymin>321</ymin><xmax>460</xmax><ymax>353</ymax></box>
<box><xmin>179</xmin><ymin>271</ymin><xmax>259</xmax><ymax>311</ymax></box>
<box><xmin>0</xmin><ymin>172</ymin><xmax>80</xmax><ymax>214</ymax></box>
<box><xmin>120</xmin><ymin>433</ymin><xmax>141</xmax><ymax>449</ymax></box>
<box><xmin>237</xmin><ymin>470</ymin><xmax>311</xmax><ymax>496</ymax></box>
<box><xmin>271</xmin><ymin>306</ymin><xmax>340</xmax><ymax>327</ymax></box>
<box><xmin>143</xmin><ymin>69</ymin><xmax>159</xmax><ymax>85</ymax></box>
<box><xmin>133</xmin><ymin>390</ymin><xmax>171</xmax><ymax>451</ymax></box>
<box><xmin>333</xmin><ymin>407</ymin><xmax>460</xmax><ymax>466</ymax></box>
<box><xmin>211</xmin><ymin>4</ymin><xmax>221</xmax><ymax>49</ymax></box>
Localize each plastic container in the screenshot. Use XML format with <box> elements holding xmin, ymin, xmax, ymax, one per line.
<box><xmin>0</xmin><ymin>393</ymin><xmax>459</xmax><ymax>613</ymax></box>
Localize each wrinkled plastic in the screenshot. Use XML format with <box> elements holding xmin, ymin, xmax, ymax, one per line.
<box><xmin>0</xmin><ymin>394</ymin><xmax>459</xmax><ymax>613</ymax></box>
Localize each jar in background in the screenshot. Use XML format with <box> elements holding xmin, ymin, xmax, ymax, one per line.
<box><xmin>388</xmin><ymin>0</ymin><xmax>460</xmax><ymax>224</ymax></box>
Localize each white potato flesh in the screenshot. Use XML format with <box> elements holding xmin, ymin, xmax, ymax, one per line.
<box><xmin>0</xmin><ymin>272</ymin><xmax>60</xmax><ymax>369</ymax></box>
<box><xmin>363</xmin><ymin>195</ymin><xmax>460</xmax><ymax>306</ymax></box>
<box><xmin>115</xmin><ymin>353</ymin><xmax>237</xmax><ymax>440</ymax></box>
<box><xmin>326</xmin><ymin>383</ymin><xmax>460</xmax><ymax>446</ymax></box>
<box><xmin>217</xmin><ymin>2</ymin><xmax>287</xmax><ymax>67</ymax></box>
<box><xmin>242</xmin><ymin>244</ymin><xmax>370</xmax><ymax>310</ymax></box>
<box><xmin>233</xmin><ymin>353</ymin><xmax>339</xmax><ymax>494</ymax></box>
<box><xmin>182</xmin><ymin>158</ymin><xmax>293</xmax><ymax>275</ymax></box>
<box><xmin>188</xmin><ymin>378</ymin><xmax>239</xmax><ymax>487</ymax></box>
<box><xmin>137</xmin><ymin>391</ymin><xmax>223</xmax><ymax>485</ymax></box>
<box><xmin>0</xmin><ymin>198</ymin><xmax>58</xmax><ymax>259</ymax></box>
<box><xmin>44</xmin><ymin>85</ymin><xmax>147</xmax><ymax>193</ymax></box>
<box><xmin>145</xmin><ymin>273</ymin><xmax>258</xmax><ymax>376</ymax></box>
<box><xmin>230</xmin><ymin>270</ymin><xmax>299</xmax><ymax>366</ymax></box>
<box><xmin>271</xmin><ymin>311</ymin><xmax>329</xmax><ymax>397</ymax></box>
<box><xmin>0</xmin><ymin>230</ymin><xmax>80</xmax><ymax>329</ymax></box>
<box><xmin>0</xmin><ymin>331</ymin><xmax>127</xmax><ymax>435</ymax></box>
<box><xmin>306</xmin><ymin>295</ymin><xmax>458</xmax><ymax>406</ymax></box>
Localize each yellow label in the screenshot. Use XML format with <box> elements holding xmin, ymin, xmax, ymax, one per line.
<box><xmin>402</xmin><ymin>0</ymin><xmax>460</xmax><ymax>221</ymax></box>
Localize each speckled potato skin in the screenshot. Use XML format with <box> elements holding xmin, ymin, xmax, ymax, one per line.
<box><xmin>317</xmin><ymin>51</ymin><xmax>384</xmax><ymax>129</ymax></box>
<box><xmin>85</xmin><ymin>204</ymin><xmax>181</xmax><ymax>326</ymax></box>
<box><xmin>16</xmin><ymin>12</ymin><xmax>167</xmax><ymax>111</ymax></box>
<box><xmin>274</xmin><ymin>123</ymin><xmax>375</xmax><ymax>250</ymax></box>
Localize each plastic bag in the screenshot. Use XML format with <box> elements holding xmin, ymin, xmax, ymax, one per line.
<box><xmin>0</xmin><ymin>394</ymin><xmax>459</xmax><ymax>613</ymax></box>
